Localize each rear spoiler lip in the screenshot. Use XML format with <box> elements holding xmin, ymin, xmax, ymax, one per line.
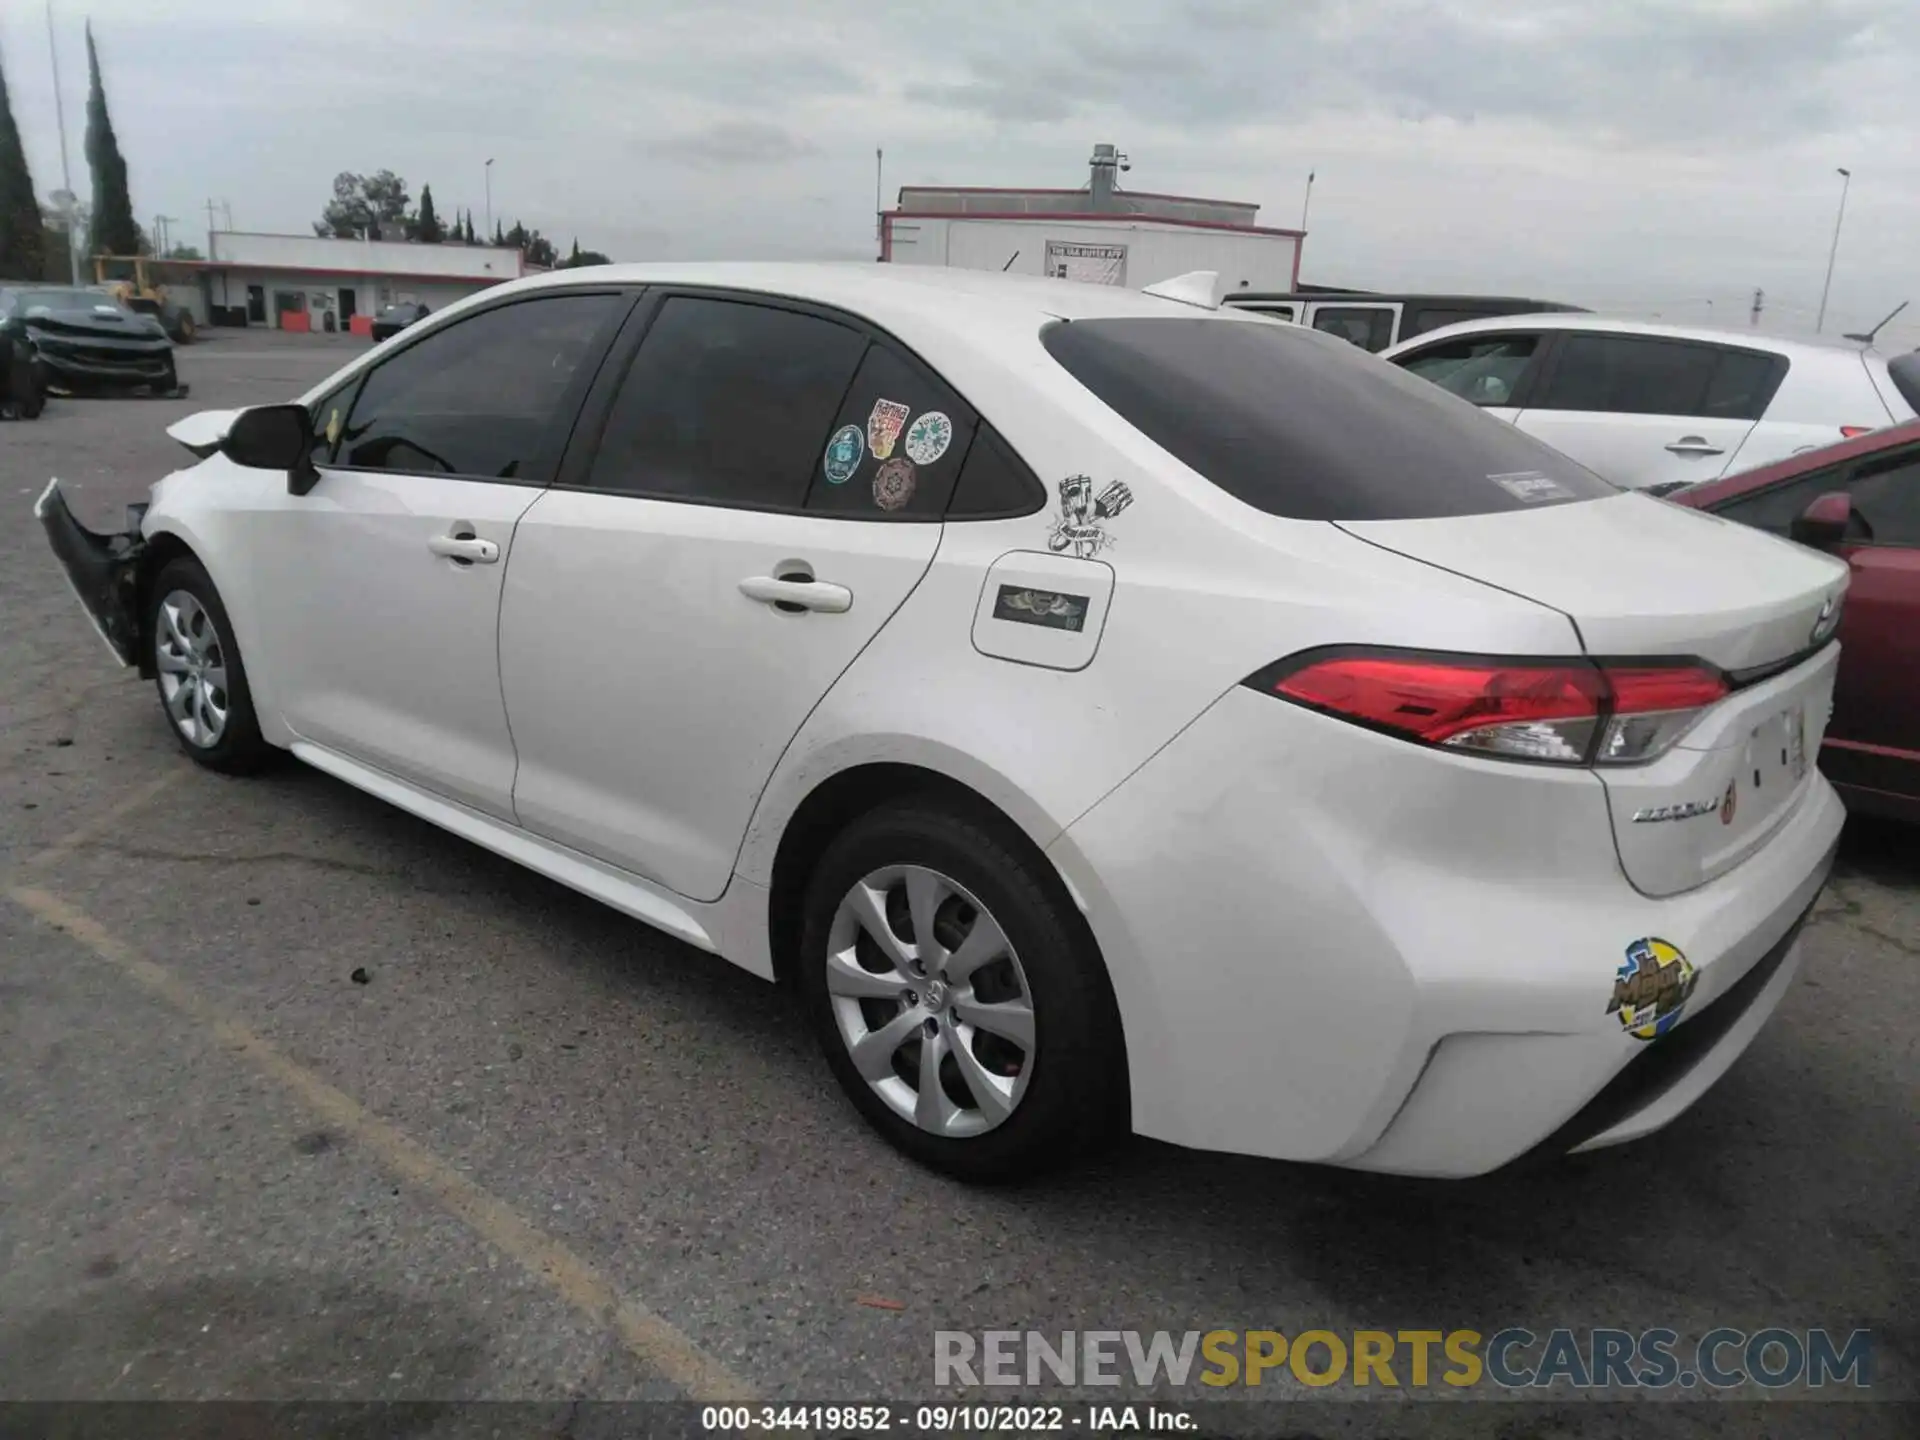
<box><xmin>165</xmin><ymin>407</ymin><xmax>240</xmax><ymax>458</ymax></box>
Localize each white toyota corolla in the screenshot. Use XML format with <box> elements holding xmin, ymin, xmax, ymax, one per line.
<box><xmin>38</xmin><ymin>264</ymin><xmax>1847</xmax><ymax>1181</ymax></box>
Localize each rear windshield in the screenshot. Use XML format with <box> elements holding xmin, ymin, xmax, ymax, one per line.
<box><xmin>1041</xmin><ymin>316</ymin><xmax>1618</xmax><ymax>520</ymax></box>
<box><xmin>1889</xmin><ymin>351</ymin><xmax>1920</xmax><ymax>416</ymax></box>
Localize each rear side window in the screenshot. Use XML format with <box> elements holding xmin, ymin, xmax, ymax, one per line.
<box><xmin>337</xmin><ymin>293</ymin><xmax>623</xmax><ymax>483</ymax></box>
<box><xmin>1394</xmin><ymin>334</ymin><xmax>1540</xmax><ymax>408</ymax></box>
<box><xmin>802</xmin><ymin>341</ymin><xmax>977</xmax><ymax>518</ymax></box>
<box><xmin>1310</xmin><ymin>306</ymin><xmax>1395</xmax><ymax>353</ymax></box>
<box><xmin>946</xmin><ymin>423</ymin><xmax>1046</xmax><ymax>518</ymax></box>
<box><xmin>1042</xmin><ymin>316</ymin><xmax>1616</xmax><ymax>521</ymax></box>
<box><xmin>583</xmin><ymin>296</ymin><xmax>867</xmax><ymax>508</ymax></box>
<box><xmin>1531</xmin><ymin>334</ymin><xmax>1783</xmax><ymax>419</ymax></box>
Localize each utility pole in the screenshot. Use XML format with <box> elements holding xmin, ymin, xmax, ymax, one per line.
<box><xmin>1300</xmin><ymin>170</ymin><xmax>1315</xmax><ymax>231</ymax></box>
<box><xmin>46</xmin><ymin>0</ymin><xmax>82</xmax><ymax>283</ymax></box>
<box><xmin>485</xmin><ymin>158</ymin><xmax>495</xmax><ymax>239</ymax></box>
<box><xmin>205</xmin><ymin>198</ymin><xmax>218</xmax><ymax>257</ymax></box>
<box><xmin>1750</xmin><ymin>287</ymin><xmax>1764</xmax><ymax>329</ymax></box>
<box><xmin>1816</xmin><ymin>166</ymin><xmax>1851</xmax><ymax>334</ymax></box>
<box><xmin>875</xmin><ymin>147</ymin><xmax>884</xmax><ymax>261</ymax></box>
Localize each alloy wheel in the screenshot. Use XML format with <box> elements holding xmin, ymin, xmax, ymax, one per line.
<box><xmin>154</xmin><ymin>589</ymin><xmax>229</xmax><ymax>748</ymax></box>
<box><xmin>824</xmin><ymin>864</ymin><xmax>1037</xmax><ymax>1138</ymax></box>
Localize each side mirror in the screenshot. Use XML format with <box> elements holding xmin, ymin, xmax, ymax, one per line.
<box><xmin>1789</xmin><ymin>491</ymin><xmax>1853</xmax><ymax>549</ymax></box>
<box><xmin>221</xmin><ymin>403</ymin><xmax>319</xmax><ymax>495</ymax></box>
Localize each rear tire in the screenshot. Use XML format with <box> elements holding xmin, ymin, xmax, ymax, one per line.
<box><xmin>797</xmin><ymin>799</ymin><xmax>1126</xmax><ymax>1182</ymax></box>
<box><xmin>147</xmin><ymin>557</ymin><xmax>273</xmax><ymax>774</ymax></box>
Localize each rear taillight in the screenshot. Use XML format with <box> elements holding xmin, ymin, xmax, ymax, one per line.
<box><xmin>1248</xmin><ymin>649</ymin><xmax>1729</xmax><ymax>766</ymax></box>
<box><xmin>1840</xmin><ymin>426</ymin><xmax>1875</xmax><ymax>438</ymax></box>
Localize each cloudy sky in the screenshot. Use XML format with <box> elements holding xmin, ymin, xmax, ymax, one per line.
<box><xmin>4</xmin><ymin>0</ymin><xmax>1917</xmax><ymax>345</ymax></box>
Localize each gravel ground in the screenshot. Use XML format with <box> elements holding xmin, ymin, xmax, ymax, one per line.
<box><xmin>0</xmin><ymin>330</ymin><xmax>1913</xmax><ymax>1438</ymax></box>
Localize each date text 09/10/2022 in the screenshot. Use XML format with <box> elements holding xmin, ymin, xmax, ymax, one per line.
<box><xmin>700</xmin><ymin>1405</ymin><xmax>1194</xmax><ymax>1432</ymax></box>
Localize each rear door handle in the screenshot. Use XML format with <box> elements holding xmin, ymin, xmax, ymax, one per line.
<box><xmin>1665</xmin><ymin>436</ymin><xmax>1726</xmax><ymax>456</ymax></box>
<box><xmin>429</xmin><ymin>533</ymin><xmax>500</xmax><ymax>565</ymax></box>
<box><xmin>738</xmin><ymin>575</ymin><xmax>853</xmax><ymax>614</ymax></box>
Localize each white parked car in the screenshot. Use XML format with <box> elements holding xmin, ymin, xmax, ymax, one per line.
<box><xmin>1383</xmin><ymin>314</ymin><xmax>1918</xmax><ymax>494</ymax></box>
<box><xmin>38</xmin><ymin>264</ymin><xmax>1847</xmax><ymax>1181</ymax></box>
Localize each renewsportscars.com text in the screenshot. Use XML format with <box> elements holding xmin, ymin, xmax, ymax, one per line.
<box><xmin>934</xmin><ymin>1328</ymin><xmax>1874</xmax><ymax>1391</ymax></box>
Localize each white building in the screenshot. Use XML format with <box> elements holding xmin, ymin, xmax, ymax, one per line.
<box><xmin>167</xmin><ymin>231</ymin><xmax>531</xmax><ymax>333</ymax></box>
<box><xmin>881</xmin><ymin>144</ymin><xmax>1304</xmax><ymax>295</ymax></box>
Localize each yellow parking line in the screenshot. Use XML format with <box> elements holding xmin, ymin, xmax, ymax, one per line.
<box><xmin>4</xmin><ymin>883</ymin><xmax>755</xmax><ymax>1403</ymax></box>
<box><xmin>23</xmin><ymin>768</ymin><xmax>187</xmax><ymax>871</ymax></box>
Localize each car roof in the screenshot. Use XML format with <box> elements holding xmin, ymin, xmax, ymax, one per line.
<box><xmin>1231</xmin><ymin>292</ymin><xmax>1583</xmax><ymax>310</ymax></box>
<box><xmin>1385</xmin><ymin>310</ymin><xmax>1883</xmax><ymax>361</ymax></box>
<box><xmin>498</xmin><ymin>261</ymin><xmax>1262</xmax><ymax>336</ymax></box>
<box><xmin>1675</xmin><ymin>417</ymin><xmax>1920</xmax><ymax>509</ymax></box>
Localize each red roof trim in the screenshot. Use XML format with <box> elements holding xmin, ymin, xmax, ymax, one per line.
<box><xmin>167</xmin><ymin>259</ymin><xmax>521</xmax><ymax>285</ymax></box>
<box><xmin>897</xmin><ymin>184</ymin><xmax>1262</xmax><ymax>209</ymax></box>
<box><xmin>886</xmin><ymin>210</ymin><xmax>1304</xmax><ymax>239</ymax></box>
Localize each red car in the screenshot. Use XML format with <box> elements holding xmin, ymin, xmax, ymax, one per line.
<box><xmin>1676</xmin><ymin>418</ymin><xmax>1920</xmax><ymax>821</ymax></box>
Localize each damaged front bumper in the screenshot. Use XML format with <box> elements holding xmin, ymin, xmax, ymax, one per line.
<box><xmin>35</xmin><ymin>478</ymin><xmax>149</xmax><ymax>669</ymax></box>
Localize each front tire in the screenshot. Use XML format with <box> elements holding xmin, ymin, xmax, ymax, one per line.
<box><xmin>148</xmin><ymin>557</ymin><xmax>273</xmax><ymax>773</ymax></box>
<box><xmin>798</xmin><ymin>799</ymin><xmax>1126</xmax><ymax>1182</ymax></box>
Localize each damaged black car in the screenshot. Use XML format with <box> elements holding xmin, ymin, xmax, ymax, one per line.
<box><xmin>1</xmin><ymin>285</ymin><xmax>188</xmax><ymax>399</ymax></box>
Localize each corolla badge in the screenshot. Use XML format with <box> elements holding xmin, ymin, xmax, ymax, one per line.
<box><xmin>1810</xmin><ymin>594</ymin><xmax>1841</xmax><ymax>646</ymax></box>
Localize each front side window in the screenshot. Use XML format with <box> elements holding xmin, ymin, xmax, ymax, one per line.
<box><xmin>802</xmin><ymin>341</ymin><xmax>978</xmax><ymax>518</ymax></box>
<box><xmin>582</xmin><ymin>296</ymin><xmax>867</xmax><ymax>508</ymax></box>
<box><xmin>1310</xmin><ymin>306</ymin><xmax>1396</xmax><ymax>353</ymax></box>
<box><xmin>1043</xmin><ymin>316</ymin><xmax>1616</xmax><ymax>521</ymax></box>
<box><xmin>1713</xmin><ymin>446</ymin><xmax>1919</xmax><ymax>543</ymax></box>
<box><xmin>336</xmin><ymin>293</ymin><xmax>623</xmax><ymax>483</ymax></box>
<box><xmin>1531</xmin><ymin>334</ymin><xmax>1724</xmax><ymax>416</ymax></box>
<box><xmin>1395</xmin><ymin>334</ymin><xmax>1540</xmax><ymax>408</ymax></box>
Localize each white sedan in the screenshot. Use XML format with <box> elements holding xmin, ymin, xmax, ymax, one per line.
<box><xmin>38</xmin><ymin>264</ymin><xmax>1847</xmax><ymax>1181</ymax></box>
<box><xmin>1383</xmin><ymin>313</ymin><xmax>1917</xmax><ymax>494</ymax></box>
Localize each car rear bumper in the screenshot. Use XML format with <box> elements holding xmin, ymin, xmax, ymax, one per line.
<box><xmin>1048</xmin><ymin>684</ymin><xmax>1844</xmax><ymax>1176</ymax></box>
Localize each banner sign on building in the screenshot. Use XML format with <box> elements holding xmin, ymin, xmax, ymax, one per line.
<box><xmin>1045</xmin><ymin>241</ymin><xmax>1128</xmax><ymax>286</ymax></box>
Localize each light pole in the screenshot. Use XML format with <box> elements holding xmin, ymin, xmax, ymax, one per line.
<box><xmin>1815</xmin><ymin>166</ymin><xmax>1851</xmax><ymax>335</ymax></box>
<box><xmin>485</xmin><ymin>158</ymin><xmax>495</xmax><ymax>241</ymax></box>
<box><xmin>46</xmin><ymin>0</ymin><xmax>82</xmax><ymax>282</ymax></box>
<box><xmin>1300</xmin><ymin>170</ymin><xmax>1315</xmax><ymax>231</ymax></box>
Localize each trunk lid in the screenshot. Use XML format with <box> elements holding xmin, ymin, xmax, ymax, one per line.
<box><xmin>1337</xmin><ymin>491</ymin><xmax>1849</xmax><ymax>897</ymax></box>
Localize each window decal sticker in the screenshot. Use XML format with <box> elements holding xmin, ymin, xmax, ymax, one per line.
<box><xmin>873</xmin><ymin>457</ymin><xmax>917</xmax><ymax>511</ymax></box>
<box><xmin>903</xmin><ymin>411</ymin><xmax>953</xmax><ymax>466</ymax></box>
<box><xmin>823</xmin><ymin>424</ymin><xmax>864</xmax><ymax>485</ymax></box>
<box><xmin>1047</xmin><ymin>475</ymin><xmax>1133</xmax><ymax>558</ymax></box>
<box><xmin>993</xmin><ymin>585</ymin><xmax>1089</xmax><ymax>633</ymax></box>
<box><xmin>867</xmin><ymin>399</ymin><xmax>911</xmax><ymax>461</ymax></box>
<box><xmin>1489</xmin><ymin>470</ymin><xmax>1574</xmax><ymax>504</ymax></box>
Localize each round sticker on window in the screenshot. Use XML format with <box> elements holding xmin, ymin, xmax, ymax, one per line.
<box><xmin>903</xmin><ymin>411</ymin><xmax>953</xmax><ymax>466</ymax></box>
<box><xmin>873</xmin><ymin>458</ymin><xmax>917</xmax><ymax>512</ymax></box>
<box><xmin>822</xmin><ymin>424</ymin><xmax>864</xmax><ymax>485</ymax></box>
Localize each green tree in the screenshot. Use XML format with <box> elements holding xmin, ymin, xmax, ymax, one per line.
<box><xmin>314</xmin><ymin>170</ymin><xmax>412</xmax><ymax>240</ymax></box>
<box><xmin>83</xmin><ymin>24</ymin><xmax>140</xmax><ymax>259</ymax></box>
<box><xmin>560</xmin><ymin>238</ymin><xmax>611</xmax><ymax>268</ymax></box>
<box><xmin>0</xmin><ymin>45</ymin><xmax>46</xmax><ymax>280</ymax></box>
<box><xmin>492</xmin><ymin>219</ymin><xmax>505</xmax><ymax>246</ymax></box>
<box><xmin>415</xmin><ymin>183</ymin><xmax>443</xmax><ymax>243</ymax></box>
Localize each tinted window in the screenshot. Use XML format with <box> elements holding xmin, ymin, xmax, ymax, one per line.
<box><xmin>1311</xmin><ymin>306</ymin><xmax>1395</xmax><ymax>353</ymax></box>
<box><xmin>1395</xmin><ymin>334</ymin><xmax>1539</xmax><ymax>407</ymax></box>
<box><xmin>946</xmin><ymin>424</ymin><xmax>1046</xmax><ymax>518</ymax></box>
<box><xmin>803</xmin><ymin>341</ymin><xmax>977</xmax><ymax>518</ymax></box>
<box><xmin>583</xmin><ymin>296</ymin><xmax>866</xmax><ymax>508</ymax></box>
<box><xmin>1713</xmin><ymin>446</ymin><xmax>1920</xmax><ymax>544</ymax></box>
<box><xmin>337</xmin><ymin>294</ymin><xmax>621</xmax><ymax>482</ymax></box>
<box><xmin>1713</xmin><ymin>468</ymin><xmax>1847</xmax><ymax>535</ymax></box>
<box><xmin>1532</xmin><ymin>334</ymin><xmax>1720</xmax><ymax>416</ymax></box>
<box><xmin>1701</xmin><ymin>348</ymin><xmax>1788</xmax><ymax>421</ymax></box>
<box><xmin>308</xmin><ymin>377</ymin><xmax>361</xmax><ymax>467</ymax></box>
<box><xmin>1043</xmin><ymin>316</ymin><xmax>1616</xmax><ymax>521</ymax></box>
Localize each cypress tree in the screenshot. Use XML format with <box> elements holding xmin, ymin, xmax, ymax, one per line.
<box><xmin>83</xmin><ymin>24</ymin><xmax>139</xmax><ymax>259</ymax></box>
<box><xmin>0</xmin><ymin>45</ymin><xmax>46</xmax><ymax>281</ymax></box>
<box><xmin>416</xmin><ymin>184</ymin><xmax>443</xmax><ymax>242</ymax></box>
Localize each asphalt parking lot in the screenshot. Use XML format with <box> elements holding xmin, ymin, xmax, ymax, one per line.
<box><xmin>0</xmin><ymin>331</ymin><xmax>1914</xmax><ymax>1438</ymax></box>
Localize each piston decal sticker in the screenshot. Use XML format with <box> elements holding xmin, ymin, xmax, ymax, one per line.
<box><xmin>1047</xmin><ymin>475</ymin><xmax>1133</xmax><ymax>558</ymax></box>
<box><xmin>873</xmin><ymin>457</ymin><xmax>917</xmax><ymax>511</ymax></box>
<box><xmin>823</xmin><ymin>424</ymin><xmax>864</xmax><ymax>484</ymax></box>
<box><xmin>867</xmin><ymin>399</ymin><xmax>911</xmax><ymax>461</ymax></box>
<box><xmin>903</xmin><ymin>411</ymin><xmax>954</xmax><ymax>466</ymax></box>
<box><xmin>1607</xmin><ymin>938</ymin><xmax>1698</xmax><ymax>1041</ymax></box>
<box><xmin>993</xmin><ymin>586</ymin><xmax>1089</xmax><ymax>633</ymax></box>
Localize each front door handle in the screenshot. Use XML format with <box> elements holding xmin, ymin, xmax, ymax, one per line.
<box><xmin>738</xmin><ymin>575</ymin><xmax>853</xmax><ymax>614</ymax></box>
<box><xmin>429</xmin><ymin>532</ymin><xmax>500</xmax><ymax>565</ymax></box>
<box><xmin>1665</xmin><ymin>436</ymin><xmax>1726</xmax><ymax>456</ymax></box>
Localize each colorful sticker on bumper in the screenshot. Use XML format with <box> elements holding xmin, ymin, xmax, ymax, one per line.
<box><xmin>903</xmin><ymin>411</ymin><xmax>953</xmax><ymax>466</ymax></box>
<box><xmin>1047</xmin><ymin>475</ymin><xmax>1133</xmax><ymax>558</ymax></box>
<box><xmin>867</xmin><ymin>399</ymin><xmax>911</xmax><ymax>461</ymax></box>
<box><xmin>1608</xmin><ymin>938</ymin><xmax>1698</xmax><ymax>1041</ymax></box>
<box><xmin>823</xmin><ymin>424</ymin><xmax>864</xmax><ymax>484</ymax></box>
<box><xmin>873</xmin><ymin>457</ymin><xmax>917</xmax><ymax>511</ymax></box>
<box><xmin>993</xmin><ymin>585</ymin><xmax>1088</xmax><ymax>633</ymax></box>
